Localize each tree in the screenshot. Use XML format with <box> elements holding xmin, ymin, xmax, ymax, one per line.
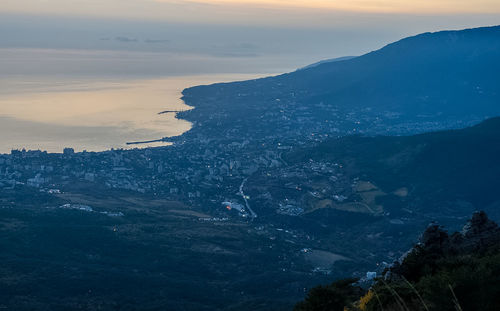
<box><xmin>294</xmin><ymin>278</ymin><xmax>362</xmax><ymax>311</ymax></box>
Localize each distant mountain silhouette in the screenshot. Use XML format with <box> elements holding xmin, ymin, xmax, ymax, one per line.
<box><xmin>284</xmin><ymin>25</ymin><xmax>500</xmax><ymax>115</ymax></box>
<box><xmin>297</xmin><ymin>56</ymin><xmax>357</xmax><ymax>70</ymax></box>
<box><xmin>181</xmin><ymin>25</ymin><xmax>500</xmax><ymax>139</ymax></box>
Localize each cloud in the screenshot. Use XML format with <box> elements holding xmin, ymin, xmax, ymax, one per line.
<box><xmin>144</xmin><ymin>39</ymin><xmax>170</xmax><ymax>44</ymax></box>
<box><xmin>99</xmin><ymin>37</ymin><xmax>169</xmax><ymax>44</ymax></box>
<box><xmin>115</xmin><ymin>36</ymin><xmax>138</xmax><ymax>42</ymax></box>
<box><xmin>3</xmin><ymin>0</ymin><xmax>500</xmax><ymax>22</ymax></box>
<box><xmin>157</xmin><ymin>0</ymin><xmax>500</xmax><ymax>14</ymax></box>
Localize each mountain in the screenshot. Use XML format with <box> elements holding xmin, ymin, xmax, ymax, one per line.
<box><xmin>297</xmin><ymin>56</ymin><xmax>357</xmax><ymax>70</ymax></box>
<box><xmin>178</xmin><ymin>25</ymin><xmax>500</xmax><ymax>143</ymax></box>
<box><xmin>285</xmin><ymin>25</ymin><xmax>500</xmax><ymax>115</ymax></box>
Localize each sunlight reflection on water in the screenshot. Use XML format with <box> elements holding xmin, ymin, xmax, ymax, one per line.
<box><xmin>0</xmin><ymin>74</ymin><xmax>262</xmax><ymax>153</ymax></box>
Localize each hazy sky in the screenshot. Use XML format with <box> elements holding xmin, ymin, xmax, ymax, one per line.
<box><xmin>1</xmin><ymin>0</ymin><xmax>499</xmax><ymax>77</ymax></box>
<box><xmin>2</xmin><ymin>0</ymin><xmax>500</xmax><ymax>26</ymax></box>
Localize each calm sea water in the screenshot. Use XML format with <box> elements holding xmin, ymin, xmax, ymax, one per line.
<box><xmin>0</xmin><ymin>74</ymin><xmax>264</xmax><ymax>153</ymax></box>
<box><xmin>0</xmin><ymin>45</ymin><xmax>310</xmax><ymax>153</ymax></box>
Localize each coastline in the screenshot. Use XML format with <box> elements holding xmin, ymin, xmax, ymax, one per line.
<box><xmin>0</xmin><ymin>74</ymin><xmax>267</xmax><ymax>154</ymax></box>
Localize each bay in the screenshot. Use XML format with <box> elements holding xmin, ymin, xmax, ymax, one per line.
<box><xmin>0</xmin><ymin>74</ymin><xmax>264</xmax><ymax>153</ymax></box>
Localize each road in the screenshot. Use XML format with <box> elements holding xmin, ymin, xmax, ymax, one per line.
<box><xmin>239</xmin><ymin>178</ymin><xmax>257</xmax><ymax>218</ymax></box>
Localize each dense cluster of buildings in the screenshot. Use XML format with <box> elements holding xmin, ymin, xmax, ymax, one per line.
<box><xmin>0</xmin><ymin>80</ymin><xmax>482</xmax><ymax>219</ymax></box>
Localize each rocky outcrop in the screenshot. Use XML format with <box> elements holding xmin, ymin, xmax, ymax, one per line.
<box><xmin>419</xmin><ymin>211</ymin><xmax>500</xmax><ymax>254</ymax></box>
<box><xmin>457</xmin><ymin>211</ymin><xmax>500</xmax><ymax>252</ymax></box>
<box><xmin>420</xmin><ymin>223</ymin><xmax>450</xmax><ymax>253</ymax></box>
<box><xmin>386</xmin><ymin>211</ymin><xmax>500</xmax><ymax>281</ymax></box>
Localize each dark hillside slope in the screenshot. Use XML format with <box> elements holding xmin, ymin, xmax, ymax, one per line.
<box><xmin>288</xmin><ymin>26</ymin><xmax>500</xmax><ymax>114</ymax></box>
<box><xmin>288</xmin><ymin>117</ymin><xmax>500</xmax><ymax>218</ymax></box>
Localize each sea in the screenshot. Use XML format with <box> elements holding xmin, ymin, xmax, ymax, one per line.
<box><xmin>0</xmin><ymin>74</ymin><xmax>262</xmax><ymax>153</ymax></box>
<box><xmin>0</xmin><ymin>48</ymin><xmax>299</xmax><ymax>154</ymax></box>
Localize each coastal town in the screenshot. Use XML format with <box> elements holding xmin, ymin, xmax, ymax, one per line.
<box><xmin>0</xmin><ymin>137</ymin><xmax>347</xmax><ymax>219</ymax></box>
<box><xmin>0</xmin><ymin>66</ymin><xmax>491</xmax><ymax>307</ymax></box>
<box><xmin>0</xmin><ymin>80</ymin><xmax>480</xmax><ymax>222</ymax></box>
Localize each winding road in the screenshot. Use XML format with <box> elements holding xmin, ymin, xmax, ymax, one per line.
<box><xmin>239</xmin><ymin>178</ymin><xmax>257</xmax><ymax>219</ymax></box>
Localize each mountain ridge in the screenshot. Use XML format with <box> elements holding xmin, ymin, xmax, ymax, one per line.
<box><xmin>177</xmin><ymin>25</ymin><xmax>500</xmax><ymax>144</ymax></box>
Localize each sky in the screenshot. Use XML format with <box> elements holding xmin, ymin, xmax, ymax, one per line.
<box><xmin>2</xmin><ymin>0</ymin><xmax>500</xmax><ymax>21</ymax></box>
<box><xmin>1</xmin><ymin>0</ymin><xmax>499</xmax><ymax>76</ymax></box>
